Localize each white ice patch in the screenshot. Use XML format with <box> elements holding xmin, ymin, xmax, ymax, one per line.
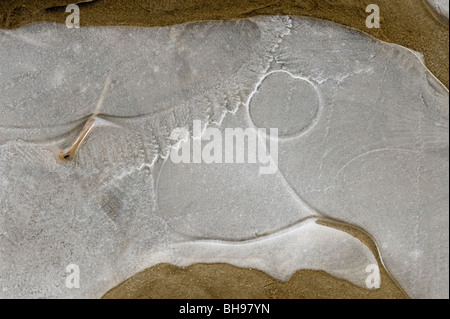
<box><xmin>0</xmin><ymin>16</ymin><xmax>448</xmax><ymax>298</ymax></box>
<box><xmin>426</xmin><ymin>0</ymin><xmax>449</xmax><ymax>23</ymax></box>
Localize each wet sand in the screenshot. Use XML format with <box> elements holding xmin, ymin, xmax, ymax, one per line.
<box><xmin>2</xmin><ymin>0</ymin><xmax>445</xmax><ymax>299</ymax></box>
<box><xmin>102</xmin><ymin>263</ymin><xmax>407</xmax><ymax>299</ymax></box>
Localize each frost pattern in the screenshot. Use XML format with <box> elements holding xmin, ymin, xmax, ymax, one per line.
<box><xmin>0</xmin><ymin>16</ymin><xmax>448</xmax><ymax>298</ymax></box>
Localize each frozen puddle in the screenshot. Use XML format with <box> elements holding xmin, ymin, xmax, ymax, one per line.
<box><xmin>0</xmin><ymin>16</ymin><xmax>448</xmax><ymax>298</ymax></box>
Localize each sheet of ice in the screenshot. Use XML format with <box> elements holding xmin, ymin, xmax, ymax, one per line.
<box><xmin>149</xmin><ymin>218</ymin><xmax>379</xmax><ymax>288</ymax></box>
<box><xmin>0</xmin><ymin>16</ymin><xmax>448</xmax><ymax>298</ymax></box>
<box><xmin>271</xmin><ymin>18</ymin><xmax>449</xmax><ymax>299</ymax></box>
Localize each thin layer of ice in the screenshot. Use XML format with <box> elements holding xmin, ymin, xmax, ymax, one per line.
<box><xmin>0</xmin><ymin>16</ymin><xmax>448</xmax><ymax>298</ymax></box>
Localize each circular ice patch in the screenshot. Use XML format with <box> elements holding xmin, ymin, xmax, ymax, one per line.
<box><xmin>249</xmin><ymin>71</ymin><xmax>320</xmax><ymax>138</ymax></box>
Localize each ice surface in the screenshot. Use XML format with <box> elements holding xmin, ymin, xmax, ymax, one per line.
<box><xmin>249</xmin><ymin>71</ymin><xmax>320</xmax><ymax>138</ymax></box>
<box><xmin>0</xmin><ymin>16</ymin><xmax>448</xmax><ymax>298</ymax></box>
<box><xmin>426</xmin><ymin>0</ymin><xmax>449</xmax><ymax>23</ymax></box>
<box><xmin>148</xmin><ymin>218</ymin><xmax>379</xmax><ymax>288</ymax></box>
